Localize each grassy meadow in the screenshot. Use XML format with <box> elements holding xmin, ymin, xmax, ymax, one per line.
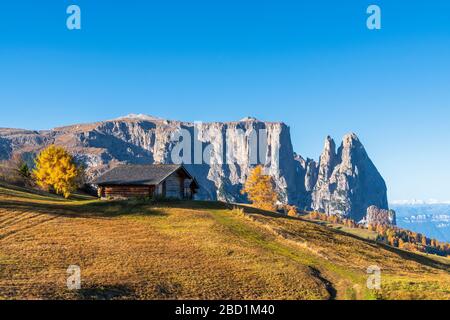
<box><xmin>0</xmin><ymin>182</ymin><xmax>449</xmax><ymax>300</ymax></box>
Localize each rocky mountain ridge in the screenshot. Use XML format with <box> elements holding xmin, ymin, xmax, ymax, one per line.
<box><xmin>0</xmin><ymin>114</ymin><xmax>391</xmax><ymax>222</ymax></box>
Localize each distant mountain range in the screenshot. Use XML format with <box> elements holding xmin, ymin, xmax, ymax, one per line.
<box><xmin>0</xmin><ymin>114</ymin><xmax>389</xmax><ymax>222</ymax></box>
<box><xmin>392</xmin><ymin>203</ymin><xmax>450</xmax><ymax>242</ymax></box>
<box><xmin>391</xmin><ymin>199</ymin><xmax>450</xmax><ymax>205</ymax></box>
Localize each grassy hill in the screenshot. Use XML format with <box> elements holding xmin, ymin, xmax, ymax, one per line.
<box><xmin>0</xmin><ymin>183</ymin><xmax>449</xmax><ymax>300</ymax></box>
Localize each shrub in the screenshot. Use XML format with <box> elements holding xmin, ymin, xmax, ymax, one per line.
<box><xmin>232</xmin><ymin>206</ymin><xmax>245</xmax><ymax>217</ymax></box>
<box><xmin>286</xmin><ymin>205</ymin><xmax>298</xmax><ymax>217</ymax></box>
<box><xmin>0</xmin><ymin>153</ymin><xmax>33</xmax><ymax>186</ymax></box>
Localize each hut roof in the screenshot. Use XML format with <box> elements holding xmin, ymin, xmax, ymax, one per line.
<box><xmin>93</xmin><ymin>164</ymin><xmax>197</xmax><ymax>187</ymax></box>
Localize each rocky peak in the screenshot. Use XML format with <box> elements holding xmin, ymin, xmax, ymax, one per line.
<box><xmin>318</xmin><ymin>136</ymin><xmax>337</xmax><ymax>181</ymax></box>
<box><xmin>312</xmin><ymin>133</ymin><xmax>388</xmax><ymax>221</ymax></box>
<box><xmin>338</xmin><ymin>133</ymin><xmax>366</xmax><ymax>169</ymax></box>
<box><xmin>342</xmin><ymin>132</ymin><xmax>360</xmax><ymax>147</ymax></box>
<box><xmin>294</xmin><ymin>154</ymin><xmax>318</xmax><ymax>193</ymax></box>
<box><xmin>115</xmin><ymin>114</ymin><xmax>164</xmax><ymax>122</ymax></box>
<box><xmin>339</xmin><ymin>133</ymin><xmax>363</xmax><ymax>157</ymax></box>
<box><xmin>361</xmin><ymin>206</ymin><xmax>397</xmax><ymax>226</ymax></box>
<box><xmin>324</xmin><ymin>135</ymin><xmax>337</xmax><ymax>153</ymax></box>
<box><xmin>239</xmin><ymin>116</ymin><xmax>259</xmax><ymax>122</ymax></box>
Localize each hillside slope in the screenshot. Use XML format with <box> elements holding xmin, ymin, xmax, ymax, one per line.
<box><xmin>0</xmin><ymin>184</ymin><xmax>448</xmax><ymax>300</ymax></box>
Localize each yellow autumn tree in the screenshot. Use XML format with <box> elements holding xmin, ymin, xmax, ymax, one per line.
<box><xmin>286</xmin><ymin>205</ymin><xmax>298</xmax><ymax>217</ymax></box>
<box><xmin>241</xmin><ymin>165</ymin><xmax>278</xmax><ymax>211</ymax></box>
<box><xmin>33</xmin><ymin>145</ymin><xmax>80</xmax><ymax>198</ymax></box>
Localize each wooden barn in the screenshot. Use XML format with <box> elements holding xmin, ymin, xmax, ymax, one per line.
<box><xmin>93</xmin><ymin>164</ymin><xmax>199</xmax><ymax>200</ymax></box>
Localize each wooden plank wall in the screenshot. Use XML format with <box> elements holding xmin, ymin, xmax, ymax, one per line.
<box><xmin>164</xmin><ymin>173</ymin><xmax>183</xmax><ymax>199</ymax></box>
<box><xmin>104</xmin><ymin>185</ymin><xmax>153</xmax><ymax>199</ymax></box>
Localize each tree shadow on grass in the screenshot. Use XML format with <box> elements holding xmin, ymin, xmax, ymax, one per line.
<box><xmin>154</xmin><ymin>280</ymin><xmax>182</xmax><ymax>299</ymax></box>
<box><xmin>148</xmin><ymin>200</ymin><xmax>229</xmax><ymax>211</ymax></box>
<box><xmin>75</xmin><ymin>285</ymin><xmax>135</xmax><ymax>300</ymax></box>
<box><xmin>0</xmin><ymin>198</ymin><xmax>168</xmax><ymax>219</ymax></box>
<box><xmin>377</xmin><ymin>242</ymin><xmax>450</xmax><ymax>272</ymax></box>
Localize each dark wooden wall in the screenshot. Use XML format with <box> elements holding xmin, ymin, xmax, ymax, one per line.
<box><xmin>100</xmin><ymin>185</ymin><xmax>154</xmax><ymax>199</ymax></box>
<box><xmin>164</xmin><ymin>173</ymin><xmax>184</xmax><ymax>199</ymax></box>
<box><xmin>98</xmin><ymin>169</ymin><xmax>197</xmax><ymax>200</ymax></box>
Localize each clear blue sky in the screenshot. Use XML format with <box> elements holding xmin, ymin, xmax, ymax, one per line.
<box><xmin>1</xmin><ymin>0</ymin><xmax>449</xmax><ymax>202</ymax></box>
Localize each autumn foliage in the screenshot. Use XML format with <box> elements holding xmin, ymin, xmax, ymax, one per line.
<box><xmin>285</xmin><ymin>205</ymin><xmax>298</xmax><ymax>217</ymax></box>
<box><xmin>33</xmin><ymin>145</ymin><xmax>80</xmax><ymax>198</ymax></box>
<box><xmin>241</xmin><ymin>165</ymin><xmax>278</xmax><ymax>211</ymax></box>
<box><xmin>308</xmin><ymin>211</ymin><xmax>450</xmax><ymax>257</ymax></box>
<box><xmin>370</xmin><ymin>223</ymin><xmax>450</xmax><ymax>256</ymax></box>
<box><xmin>309</xmin><ymin>211</ymin><xmax>359</xmax><ymax>228</ymax></box>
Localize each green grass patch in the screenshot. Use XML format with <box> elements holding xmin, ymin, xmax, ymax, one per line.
<box><xmin>210</xmin><ymin>209</ymin><xmax>375</xmax><ymax>300</ymax></box>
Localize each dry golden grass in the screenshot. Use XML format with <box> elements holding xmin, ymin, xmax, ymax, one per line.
<box><xmin>0</xmin><ymin>183</ymin><xmax>449</xmax><ymax>300</ymax></box>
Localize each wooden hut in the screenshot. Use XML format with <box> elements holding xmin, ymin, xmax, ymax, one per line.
<box><xmin>93</xmin><ymin>164</ymin><xmax>199</xmax><ymax>200</ymax></box>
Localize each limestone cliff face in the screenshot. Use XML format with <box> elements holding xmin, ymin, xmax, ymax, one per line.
<box><xmin>0</xmin><ymin>115</ymin><xmax>389</xmax><ymax>222</ymax></box>
<box><xmin>311</xmin><ymin>133</ymin><xmax>389</xmax><ymax>221</ymax></box>
<box><xmin>0</xmin><ymin>116</ymin><xmax>305</xmax><ymax>205</ymax></box>
<box><xmin>294</xmin><ymin>154</ymin><xmax>318</xmax><ymax>208</ymax></box>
